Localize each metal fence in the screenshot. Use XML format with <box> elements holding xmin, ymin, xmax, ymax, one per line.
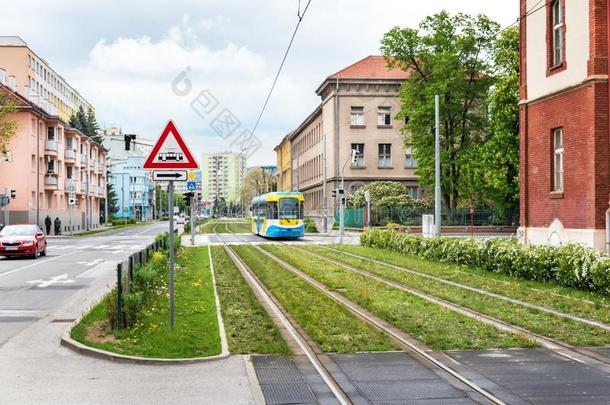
<box><xmin>335</xmin><ymin>207</ymin><xmax>510</xmax><ymax>228</ymax></box>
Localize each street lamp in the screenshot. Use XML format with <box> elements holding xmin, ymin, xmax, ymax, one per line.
<box><xmin>339</xmin><ymin>149</ymin><xmax>358</xmax><ymax>244</ymax></box>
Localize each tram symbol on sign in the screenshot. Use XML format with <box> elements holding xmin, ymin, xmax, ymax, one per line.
<box><xmin>158</xmin><ymin>152</ymin><xmax>184</xmax><ymax>162</ymax></box>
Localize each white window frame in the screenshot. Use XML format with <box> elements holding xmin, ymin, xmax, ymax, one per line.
<box><xmin>350</xmin><ymin>106</ymin><xmax>365</xmax><ymax>126</ymax></box>
<box><xmin>378</xmin><ymin>143</ymin><xmax>392</xmax><ymax>168</ymax></box>
<box><xmin>351</xmin><ymin>143</ymin><xmax>365</xmax><ymax>168</ymax></box>
<box><xmin>553</xmin><ymin>128</ymin><xmax>564</xmax><ymax>192</ymax></box>
<box><xmin>552</xmin><ymin>0</ymin><xmax>563</xmax><ymax>67</ymax></box>
<box><xmin>405</xmin><ymin>153</ymin><xmax>417</xmax><ymax>168</ymax></box>
<box><xmin>377</xmin><ymin>106</ymin><xmax>391</xmax><ymax>126</ymax></box>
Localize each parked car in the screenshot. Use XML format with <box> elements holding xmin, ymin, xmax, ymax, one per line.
<box><xmin>0</xmin><ymin>224</ymin><xmax>47</xmax><ymax>259</ymax></box>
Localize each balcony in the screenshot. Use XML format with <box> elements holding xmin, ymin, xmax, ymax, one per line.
<box><xmin>89</xmin><ymin>159</ymin><xmax>96</xmax><ymax>170</ymax></box>
<box><xmin>80</xmin><ymin>182</ymin><xmax>88</xmax><ymax>193</ymax></box>
<box><xmin>98</xmin><ymin>185</ymin><xmax>105</xmax><ymax>196</ymax></box>
<box><xmin>45</xmin><ymin>140</ymin><xmax>58</xmax><ymax>155</ymax></box>
<box><xmin>65</xmin><ymin>179</ymin><xmax>78</xmax><ymax>192</ymax></box>
<box><xmin>44</xmin><ymin>174</ymin><xmax>58</xmax><ymax>190</ymax></box>
<box><xmin>80</xmin><ymin>154</ymin><xmax>88</xmax><ymax>167</ymax></box>
<box><xmin>64</xmin><ymin>149</ymin><xmax>77</xmax><ymax>163</ymax></box>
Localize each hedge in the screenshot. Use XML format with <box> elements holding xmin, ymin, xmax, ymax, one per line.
<box><xmin>360</xmin><ymin>230</ymin><xmax>610</xmax><ymax>295</ymax></box>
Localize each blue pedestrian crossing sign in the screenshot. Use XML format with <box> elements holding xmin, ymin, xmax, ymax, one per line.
<box><xmin>187</xmin><ymin>181</ymin><xmax>197</xmax><ymax>191</ymax></box>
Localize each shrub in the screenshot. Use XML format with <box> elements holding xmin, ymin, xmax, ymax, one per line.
<box><xmin>304</xmin><ymin>217</ymin><xmax>318</xmax><ymax>233</ymax></box>
<box><xmin>360</xmin><ymin>229</ymin><xmax>610</xmax><ymax>295</ymax></box>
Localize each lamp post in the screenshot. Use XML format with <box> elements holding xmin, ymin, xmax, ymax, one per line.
<box><xmin>339</xmin><ymin>149</ymin><xmax>358</xmax><ymax>244</ymax></box>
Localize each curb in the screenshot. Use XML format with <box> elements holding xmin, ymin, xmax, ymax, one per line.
<box><xmin>60</xmin><ymin>332</ymin><xmax>231</xmax><ymax>365</ymax></box>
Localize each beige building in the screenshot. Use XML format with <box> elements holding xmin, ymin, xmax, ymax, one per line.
<box><xmin>0</xmin><ymin>36</ymin><xmax>93</xmax><ymax>122</ymax></box>
<box><xmin>201</xmin><ymin>152</ymin><xmax>246</xmax><ymax>202</ymax></box>
<box><xmin>282</xmin><ymin>55</ymin><xmax>418</xmax><ymax>217</ymax></box>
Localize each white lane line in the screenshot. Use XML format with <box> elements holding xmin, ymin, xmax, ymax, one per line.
<box><xmin>0</xmin><ymin>309</ymin><xmax>46</xmax><ymax>318</ymax></box>
<box><xmin>0</xmin><ymin>251</ymin><xmax>80</xmax><ymax>279</ymax></box>
<box><xmin>92</xmin><ymin>245</ymin><xmax>110</xmax><ymax>250</ymax></box>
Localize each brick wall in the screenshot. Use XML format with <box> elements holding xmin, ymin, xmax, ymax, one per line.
<box><xmin>521</xmin><ymin>81</ymin><xmax>610</xmax><ymax>230</ymax></box>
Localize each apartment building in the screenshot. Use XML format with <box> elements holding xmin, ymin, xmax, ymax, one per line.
<box><xmin>0</xmin><ymin>36</ymin><xmax>93</xmax><ymax>122</ymax></box>
<box><xmin>201</xmin><ymin>152</ymin><xmax>246</xmax><ymax>202</ymax></box>
<box><xmin>102</xmin><ymin>128</ymin><xmax>155</xmax><ymax>220</ymax></box>
<box><xmin>275</xmin><ymin>134</ymin><xmax>292</xmax><ymax>192</ymax></box>
<box><xmin>519</xmin><ymin>0</ymin><xmax>610</xmax><ymax>250</ymax></box>
<box><xmin>0</xmin><ymin>79</ymin><xmax>106</xmax><ymax>231</ymax></box>
<box><xmin>278</xmin><ymin>55</ymin><xmax>418</xmax><ymax>216</ymax></box>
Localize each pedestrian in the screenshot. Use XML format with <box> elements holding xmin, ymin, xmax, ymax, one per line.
<box><xmin>45</xmin><ymin>215</ymin><xmax>52</xmax><ymax>235</ymax></box>
<box><xmin>54</xmin><ymin>217</ymin><xmax>61</xmax><ymax>235</ymax></box>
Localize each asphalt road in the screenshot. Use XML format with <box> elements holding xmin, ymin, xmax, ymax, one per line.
<box><xmin>0</xmin><ymin>221</ymin><xmax>171</xmax><ymax>347</ymax></box>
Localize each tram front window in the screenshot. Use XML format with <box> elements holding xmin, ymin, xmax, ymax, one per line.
<box><xmin>279</xmin><ymin>198</ymin><xmax>302</xmax><ymax>219</ymax></box>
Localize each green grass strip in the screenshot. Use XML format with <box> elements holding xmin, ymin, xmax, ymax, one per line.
<box><xmin>302</xmin><ymin>245</ymin><xmax>610</xmax><ymax>347</ymax></box>
<box><xmin>233</xmin><ymin>245</ymin><xmax>398</xmax><ymax>353</ymax></box>
<box><xmin>262</xmin><ymin>245</ymin><xmax>535</xmax><ymax>350</ymax></box>
<box><xmin>71</xmin><ymin>248</ymin><xmax>221</xmax><ymax>358</ymax></box>
<box><xmin>330</xmin><ymin>244</ymin><xmax>610</xmax><ymax>325</ymax></box>
<box><xmin>211</xmin><ymin>246</ymin><xmax>291</xmax><ymax>354</ymax></box>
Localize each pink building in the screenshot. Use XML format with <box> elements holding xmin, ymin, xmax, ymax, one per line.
<box><xmin>0</xmin><ymin>79</ymin><xmax>107</xmax><ymax>233</ymax></box>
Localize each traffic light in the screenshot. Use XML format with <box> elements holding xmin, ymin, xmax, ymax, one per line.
<box><xmin>331</xmin><ymin>189</ymin><xmax>337</xmax><ymax>198</ymax></box>
<box><xmin>184</xmin><ymin>192</ymin><xmax>193</xmax><ymax>207</ymax></box>
<box><xmin>124</xmin><ymin>134</ymin><xmax>136</xmax><ymax>151</ymax></box>
<box><xmin>9</xmin><ymin>189</ymin><xmax>16</xmax><ymax>200</ymax></box>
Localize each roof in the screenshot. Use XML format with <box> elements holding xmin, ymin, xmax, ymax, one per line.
<box><xmin>327</xmin><ymin>55</ymin><xmax>411</xmax><ymax>80</ymax></box>
<box><xmin>0</xmin><ymin>36</ymin><xmax>27</xmax><ymax>47</ymax></box>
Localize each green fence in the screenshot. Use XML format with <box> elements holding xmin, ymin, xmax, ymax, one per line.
<box><xmin>335</xmin><ymin>207</ymin><xmax>511</xmax><ymax>228</ymax></box>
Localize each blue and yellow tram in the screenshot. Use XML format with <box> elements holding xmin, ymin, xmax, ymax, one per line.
<box><xmin>251</xmin><ymin>192</ymin><xmax>304</xmax><ymax>238</ymax></box>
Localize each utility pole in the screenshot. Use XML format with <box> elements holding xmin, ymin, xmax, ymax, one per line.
<box><xmin>434</xmin><ymin>94</ymin><xmax>441</xmax><ymax>237</ymax></box>
<box><xmin>322</xmin><ymin>133</ymin><xmax>328</xmax><ymax>233</ymax></box>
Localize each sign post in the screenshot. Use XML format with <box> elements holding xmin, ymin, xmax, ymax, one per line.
<box><xmin>190</xmin><ymin>192</ymin><xmax>195</xmax><ymax>246</ymax></box>
<box><xmin>143</xmin><ymin>120</ymin><xmax>198</xmax><ymax>330</ymax></box>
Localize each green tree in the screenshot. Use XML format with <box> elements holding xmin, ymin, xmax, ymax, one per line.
<box><xmin>381</xmin><ymin>12</ymin><xmax>500</xmax><ymax>212</ymax></box>
<box><xmin>462</xmin><ymin>26</ymin><xmax>520</xmax><ymax>223</ymax></box>
<box><xmin>348</xmin><ymin>181</ymin><xmax>432</xmax><ymax>209</ymax></box>
<box><xmin>85</xmin><ymin>107</ymin><xmax>103</xmax><ymax>143</ymax></box>
<box><xmin>69</xmin><ymin>105</ymin><xmax>87</xmax><ymax>133</ymax></box>
<box><xmin>0</xmin><ymin>93</ymin><xmax>18</xmax><ymax>157</ymax></box>
<box><xmin>239</xmin><ymin>167</ymin><xmax>276</xmax><ymax>203</ymax></box>
<box><xmin>174</xmin><ymin>193</ymin><xmax>186</xmax><ymax>213</ymax></box>
<box><xmin>213</xmin><ymin>198</ymin><xmax>227</xmax><ymax>217</ymax></box>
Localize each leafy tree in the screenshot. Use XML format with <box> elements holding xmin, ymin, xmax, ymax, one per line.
<box><xmin>69</xmin><ymin>105</ymin><xmax>87</xmax><ymax>133</ymax></box>
<box><xmin>174</xmin><ymin>193</ymin><xmax>186</xmax><ymax>213</ymax></box>
<box><xmin>348</xmin><ymin>181</ymin><xmax>432</xmax><ymax>209</ymax></box>
<box><xmin>0</xmin><ymin>93</ymin><xmax>18</xmax><ymax>158</ymax></box>
<box><xmin>106</xmin><ymin>179</ymin><xmax>119</xmax><ymax>216</ymax></box>
<box><xmin>213</xmin><ymin>198</ymin><xmax>227</xmax><ymax>217</ymax></box>
<box><xmin>381</xmin><ymin>12</ymin><xmax>500</xmax><ymax>212</ymax></box>
<box><xmin>239</xmin><ymin>167</ymin><xmax>276</xmax><ymax>203</ymax></box>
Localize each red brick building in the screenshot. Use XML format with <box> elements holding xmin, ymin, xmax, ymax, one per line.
<box><xmin>519</xmin><ymin>0</ymin><xmax>610</xmax><ymax>250</ymax></box>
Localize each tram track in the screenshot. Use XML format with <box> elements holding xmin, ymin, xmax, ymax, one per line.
<box><xmin>217</xmin><ymin>231</ymin><xmax>507</xmax><ymax>404</ymax></box>
<box><xmin>283</xmin><ymin>243</ymin><xmax>610</xmax><ymax>372</ymax></box>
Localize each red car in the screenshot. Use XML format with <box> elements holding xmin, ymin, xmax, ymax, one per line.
<box><xmin>0</xmin><ymin>224</ymin><xmax>47</xmax><ymax>259</ymax></box>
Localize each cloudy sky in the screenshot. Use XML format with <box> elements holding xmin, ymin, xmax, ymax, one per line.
<box><xmin>3</xmin><ymin>0</ymin><xmax>517</xmax><ymax>166</ymax></box>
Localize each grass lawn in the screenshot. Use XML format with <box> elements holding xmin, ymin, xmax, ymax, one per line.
<box><xmin>75</xmin><ymin>221</ymin><xmax>150</xmax><ymax>237</ymax></box>
<box><xmin>71</xmin><ymin>248</ymin><xmax>221</xmax><ymax>358</ymax></box>
<box><xmin>210</xmin><ymin>246</ymin><xmax>290</xmax><ymax>354</ymax></box>
<box><xmin>262</xmin><ymin>245</ymin><xmax>535</xmax><ymax>350</ymax></box>
<box><xmin>300</xmin><ymin>245</ymin><xmax>610</xmax><ymax>346</ymax></box>
<box><xmin>330</xmin><ymin>245</ymin><xmax>610</xmax><ymax>318</ymax></box>
<box><xmin>225</xmin><ymin>222</ymin><xmax>251</xmax><ymax>233</ymax></box>
<box><xmin>233</xmin><ymin>245</ymin><xmax>398</xmax><ymax>353</ymax></box>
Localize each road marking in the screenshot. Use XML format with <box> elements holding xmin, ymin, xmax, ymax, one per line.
<box><xmin>0</xmin><ymin>309</ymin><xmax>45</xmax><ymax>317</ymax></box>
<box><xmin>92</xmin><ymin>245</ymin><xmax>110</xmax><ymax>250</ymax></box>
<box><xmin>27</xmin><ymin>274</ymin><xmax>75</xmax><ymax>288</ymax></box>
<box><xmin>76</xmin><ymin>258</ymin><xmax>103</xmax><ymax>267</ymax></box>
<box><xmin>0</xmin><ymin>251</ymin><xmax>80</xmax><ymax>279</ymax></box>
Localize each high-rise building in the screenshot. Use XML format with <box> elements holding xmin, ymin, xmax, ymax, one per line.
<box><xmin>201</xmin><ymin>152</ymin><xmax>246</xmax><ymax>202</ymax></box>
<box><xmin>0</xmin><ymin>36</ymin><xmax>94</xmax><ymax>122</ymax></box>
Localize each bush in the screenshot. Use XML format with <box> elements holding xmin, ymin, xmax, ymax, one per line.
<box><xmin>110</xmin><ymin>218</ymin><xmax>136</xmax><ymax>226</ymax></box>
<box><xmin>304</xmin><ymin>217</ymin><xmax>318</xmax><ymax>233</ymax></box>
<box><xmin>360</xmin><ymin>229</ymin><xmax>610</xmax><ymax>295</ymax></box>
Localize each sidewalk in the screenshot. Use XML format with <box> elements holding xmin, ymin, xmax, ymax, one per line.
<box><xmin>0</xmin><ymin>260</ymin><xmax>259</xmax><ymax>405</ymax></box>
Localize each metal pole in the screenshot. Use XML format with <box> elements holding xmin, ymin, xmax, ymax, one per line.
<box><xmin>340</xmin><ymin>166</ymin><xmax>345</xmax><ymax>244</ymax></box>
<box><xmin>168</xmin><ymin>180</ymin><xmax>175</xmax><ymax>330</ymax></box>
<box><xmin>3</xmin><ymin>188</ymin><xmax>9</xmax><ymax>227</ymax></box>
<box><xmin>36</xmin><ymin>118</ymin><xmax>40</xmax><ymax>226</ymax></box>
<box><xmin>322</xmin><ymin>133</ymin><xmax>328</xmax><ymax>233</ymax></box>
<box><xmin>434</xmin><ymin>94</ymin><xmax>441</xmax><ymax>237</ymax></box>
<box><xmin>69</xmin><ymin>203</ymin><xmax>73</xmax><ymax>236</ymax></box>
<box><xmin>190</xmin><ymin>191</ymin><xmax>195</xmax><ymax>246</ymax></box>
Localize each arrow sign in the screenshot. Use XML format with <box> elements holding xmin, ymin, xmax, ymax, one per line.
<box><xmin>143</xmin><ymin>120</ymin><xmax>199</xmax><ymax>169</ymax></box>
<box><xmin>27</xmin><ymin>274</ymin><xmax>75</xmax><ymax>288</ymax></box>
<box><xmin>153</xmin><ymin>170</ymin><xmax>187</xmax><ymax>181</ymax></box>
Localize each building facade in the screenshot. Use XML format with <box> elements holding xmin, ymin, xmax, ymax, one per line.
<box><xmin>0</xmin><ymin>36</ymin><xmax>94</xmax><ymax>122</ymax></box>
<box><xmin>102</xmin><ymin>128</ymin><xmax>155</xmax><ymax>220</ymax></box>
<box><xmin>0</xmin><ymin>80</ymin><xmax>106</xmax><ymax>232</ymax></box>
<box><xmin>275</xmin><ymin>134</ymin><xmax>292</xmax><ymax>192</ymax></box>
<box><xmin>519</xmin><ymin>0</ymin><xmax>610</xmax><ymax>250</ymax></box>
<box><xmin>201</xmin><ymin>152</ymin><xmax>246</xmax><ymax>202</ymax></box>
<box><xmin>277</xmin><ymin>55</ymin><xmax>419</xmax><ymax>217</ymax></box>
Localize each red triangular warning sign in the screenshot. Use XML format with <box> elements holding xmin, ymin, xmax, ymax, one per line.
<box><xmin>143</xmin><ymin>120</ymin><xmax>199</xmax><ymax>169</ymax></box>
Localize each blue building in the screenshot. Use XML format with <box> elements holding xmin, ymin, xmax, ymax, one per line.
<box><xmin>109</xmin><ymin>155</ymin><xmax>154</xmax><ymax>220</ymax></box>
